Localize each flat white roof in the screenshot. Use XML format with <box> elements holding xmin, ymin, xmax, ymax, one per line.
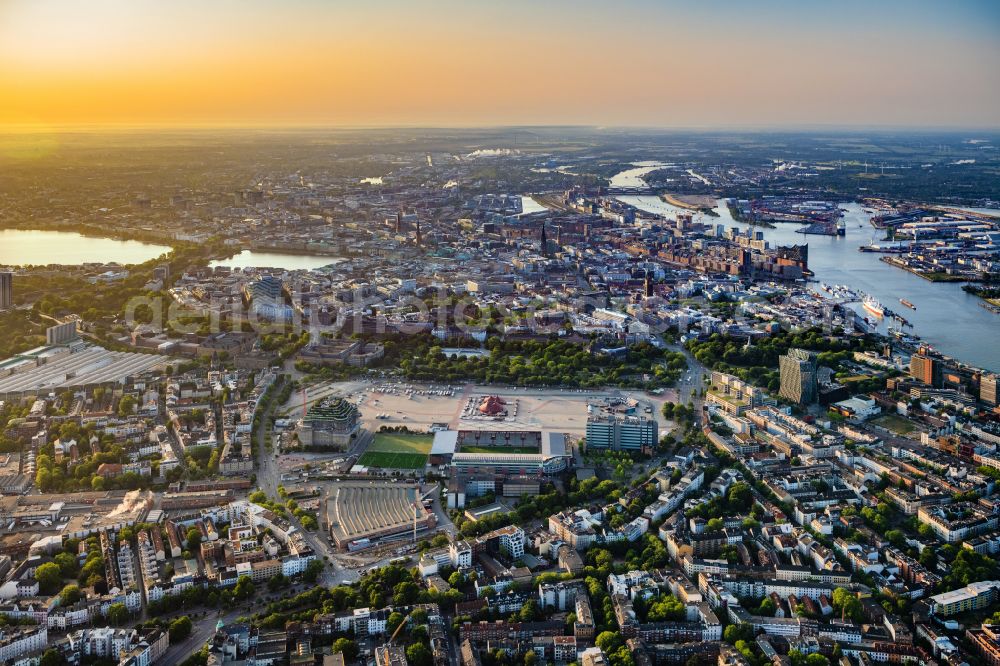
<box><xmin>430</xmin><ymin>430</ymin><xmax>459</xmax><ymax>455</ymax></box>
<box><xmin>431</xmin><ymin>429</ymin><xmax>567</xmax><ymax>458</ymax></box>
<box><xmin>0</xmin><ymin>343</ymin><xmax>169</xmax><ymax>394</ymax></box>
<box><xmin>932</xmin><ymin>580</ymin><xmax>1000</xmax><ymax>605</ymax></box>
<box><xmin>543</xmin><ymin>432</ymin><xmax>567</xmax><ymax>457</ymax></box>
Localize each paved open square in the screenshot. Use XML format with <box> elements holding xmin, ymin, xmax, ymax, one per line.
<box><xmin>354</xmin><ymin>383</ymin><xmax>665</xmax><ymax>438</ymax></box>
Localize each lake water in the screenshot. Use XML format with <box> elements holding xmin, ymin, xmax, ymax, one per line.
<box><xmin>617</xmin><ymin>194</ymin><xmax>1000</xmax><ymax>372</ymax></box>
<box><xmin>209</xmin><ymin>250</ymin><xmax>343</xmax><ymax>271</ymax></box>
<box><xmin>0</xmin><ymin>229</ymin><xmax>171</xmax><ymax>266</ymax></box>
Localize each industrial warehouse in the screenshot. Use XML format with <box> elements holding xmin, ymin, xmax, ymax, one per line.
<box><xmin>0</xmin><ymin>339</ymin><xmax>171</xmax><ymax>398</ymax></box>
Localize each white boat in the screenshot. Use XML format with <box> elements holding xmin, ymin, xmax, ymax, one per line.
<box><xmin>863</xmin><ymin>294</ymin><xmax>885</xmax><ymax>318</ymax></box>
<box><xmin>855</xmin><ymin>316</ymin><xmax>877</xmax><ymax>334</ymax></box>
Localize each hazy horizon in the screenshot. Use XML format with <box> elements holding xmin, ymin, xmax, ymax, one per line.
<box><xmin>2</xmin><ymin>0</ymin><xmax>999</xmax><ymax>129</ymax></box>
<box><xmin>3</xmin><ymin>123</ymin><xmax>1000</xmax><ymax>133</ymax></box>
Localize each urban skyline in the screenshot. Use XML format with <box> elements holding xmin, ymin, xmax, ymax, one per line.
<box><xmin>2</xmin><ymin>4</ymin><xmax>1000</xmax><ymax>666</ymax></box>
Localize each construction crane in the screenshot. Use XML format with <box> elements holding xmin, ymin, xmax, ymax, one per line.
<box><xmin>388</xmin><ymin>609</ymin><xmax>416</xmax><ymax>645</ymax></box>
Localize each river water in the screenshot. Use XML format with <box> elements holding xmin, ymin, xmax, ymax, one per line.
<box><xmin>616</xmin><ymin>193</ymin><xmax>999</xmax><ymax>372</ymax></box>
<box><xmin>520</xmin><ymin>196</ymin><xmax>547</xmax><ymax>215</ymax></box>
<box><xmin>608</xmin><ymin>162</ymin><xmax>671</xmax><ymax>189</ymax></box>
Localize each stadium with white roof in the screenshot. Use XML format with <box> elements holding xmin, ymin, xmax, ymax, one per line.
<box><xmin>429</xmin><ymin>429</ymin><xmax>570</xmax><ymax>475</ymax></box>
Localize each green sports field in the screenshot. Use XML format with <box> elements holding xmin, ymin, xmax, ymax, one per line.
<box><xmin>872</xmin><ymin>413</ymin><xmax>917</xmax><ymax>435</ymax></box>
<box><xmin>358</xmin><ymin>433</ymin><xmax>432</xmax><ymax>469</ymax></box>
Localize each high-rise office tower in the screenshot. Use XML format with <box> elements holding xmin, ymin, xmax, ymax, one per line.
<box><xmin>0</xmin><ymin>272</ymin><xmax>12</xmax><ymax>310</ymax></box>
<box><xmin>910</xmin><ymin>347</ymin><xmax>941</xmax><ymax>387</ymax></box>
<box><xmin>779</xmin><ymin>348</ymin><xmax>818</xmax><ymax>404</ymax></box>
<box><xmin>250</xmin><ymin>275</ymin><xmax>291</xmax><ymax>322</ymax></box>
<box><xmin>252</xmin><ymin>275</ymin><xmax>283</xmax><ymax>302</ymax></box>
<box><xmin>982</xmin><ymin>374</ymin><xmax>998</xmax><ymax>406</ymax></box>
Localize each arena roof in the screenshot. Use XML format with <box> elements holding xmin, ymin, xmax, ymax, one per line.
<box><xmin>327</xmin><ymin>482</ymin><xmax>434</xmax><ymax>547</ymax></box>
<box><xmin>431</xmin><ymin>429</ymin><xmax>567</xmax><ymax>459</ymax></box>
<box><xmin>430</xmin><ymin>430</ymin><xmax>459</xmax><ymax>456</ymax></box>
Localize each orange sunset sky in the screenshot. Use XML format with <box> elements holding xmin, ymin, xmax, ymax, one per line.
<box><xmin>1</xmin><ymin>0</ymin><xmax>998</xmax><ymax>129</ymax></box>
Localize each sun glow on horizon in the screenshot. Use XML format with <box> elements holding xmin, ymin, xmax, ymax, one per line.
<box><xmin>1</xmin><ymin>0</ymin><xmax>998</xmax><ymax>129</ymax></box>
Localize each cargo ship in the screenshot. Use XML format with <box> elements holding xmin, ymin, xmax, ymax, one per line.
<box><xmin>863</xmin><ymin>294</ymin><xmax>885</xmax><ymax>318</ymax></box>
<box><xmin>899</xmin><ymin>298</ymin><xmax>916</xmax><ymax>310</ymax></box>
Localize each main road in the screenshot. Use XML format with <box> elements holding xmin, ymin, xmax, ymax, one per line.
<box><xmin>256</xmin><ymin>377</ymin><xmax>360</xmax><ymax>587</ymax></box>
<box><xmin>664</xmin><ymin>340</ymin><xmax>708</xmax><ymax>406</ymax></box>
<box><xmin>159</xmin><ymin>609</ymin><xmax>241</xmax><ymax>666</ymax></box>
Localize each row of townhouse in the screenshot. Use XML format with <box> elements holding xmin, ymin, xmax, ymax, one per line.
<box><xmin>535</xmin><ymin>581</ymin><xmax>595</xmax><ymax>640</ymax></box>
<box><xmin>458</xmin><ymin>619</ymin><xmax>563</xmax><ymax>644</ymax></box>
<box><xmin>62</xmin><ymin>626</ymin><xmax>168</xmax><ymax>665</ymax></box>
<box><xmin>0</xmin><ymin>625</ymin><xmax>47</xmax><ymax>663</ymax></box>
<box><xmin>119</xmin><ymin>628</ymin><xmax>169</xmax><ymax>666</ymax></box>
<box><xmin>608</xmin><ymin>571</ymin><xmax>660</xmax><ymax>601</ymax></box>
<box><xmin>918</xmin><ymin>502</ymin><xmax>1000</xmax><ymax>543</ymax></box>
<box><xmin>645</xmin><ymin>465</ymin><xmax>705</xmax><ymax>524</ymax></box>
<box><xmin>726</xmin><ymin>604</ymin><xmax>814</xmax><ymax>638</ymax></box>
<box><xmin>699</xmin><ymin>572</ymin><xmax>855</xmax><ymax>604</ymax></box>
<box><xmin>0</xmin><ymin>587</ymin><xmax>141</xmax><ymax>631</ymax></box>
<box><xmin>303</xmin><ymin>603</ymin><xmax>442</xmax><ymax>638</ymax></box>
<box><xmin>549</xmin><ymin>465</ymin><xmax>704</xmax><ymax>552</ymax></box>
<box><xmin>612</xmin><ymin>593</ymin><xmax>722</xmax><ymax>642</ymax></box>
